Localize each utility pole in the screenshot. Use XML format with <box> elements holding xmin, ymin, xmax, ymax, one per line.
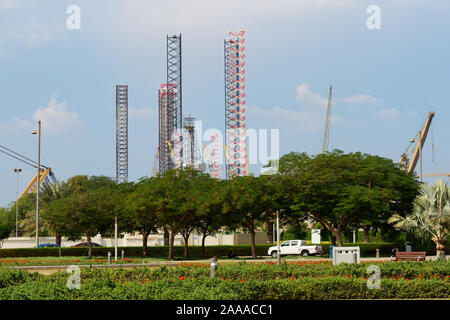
<box><xmin>32</xmin><ymin>121</ymin><xmax>41</xmax><ymax>248</ymax></box>
<box><xmin>114</xmin><ymin>216</ymin><xmax>118</xmax><ymax>261</ymax></box>
<box><xmin>14</xmin><ymin>168</ymin><xmax>22</xmax><ymax>237</ymax></box>
<box><xmin>419</xmin><ymin>130</ymin><xmax>423</xmax><ymax>182</ymax></box>
<box><xmin>276</xmin><ymin>210</ymin><xmax>281</xmax><ymax>265</ymax></box>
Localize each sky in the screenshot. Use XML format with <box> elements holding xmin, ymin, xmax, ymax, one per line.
<box><xmin>1</xmin><ymin>0</ymin><xmax>449</xmax><ymax>207</ymax></box>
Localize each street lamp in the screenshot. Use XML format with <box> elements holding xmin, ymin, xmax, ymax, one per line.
<box><xmin>32</xmin><ymin>120</ymin><xmax>41</xmax><ymax>248</ymax></box>
<box><xmin>13</xmin><ymin>168</ymin><xmax>22</xmax><ymax>237</ymax></box>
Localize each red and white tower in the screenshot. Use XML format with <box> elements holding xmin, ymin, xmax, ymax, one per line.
<box><xmin>225</xmin><ymin>29</ymin><xmax>247</xmax><ymax>178</ymax></box>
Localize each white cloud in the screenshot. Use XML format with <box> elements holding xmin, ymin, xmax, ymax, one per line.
<box><xmin>295</xmin><ymin>84</ymin><xmax>329</xmax><ymax>108</ymax></box>
<box><xmin>31</xmin><ymin>94</ymin><xmax>79</xmax><ymax>133</ymax></box>
<box><xmin>0</xmin><ymin>94</ymin><xmax>80</xmax><ymax>134</ymax></box>
<box><xmin>377</xmin><ymin>108</ymin><xmax>398</xmax><ymax>121</ymax></box>
<box><xmin>340</xmin><ymin>94</ymin><xmax>379</xmax><ymax>105</ymax></box>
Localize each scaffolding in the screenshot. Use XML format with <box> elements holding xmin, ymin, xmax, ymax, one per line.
<box><xmin>116</xmin><ymin>85</ymin><xmax>128</xmax><ymax>183</ymax></box>
<box><xmin>159</xmin><ymin>34</ymin><xmax>183</xmax><ymax>174</ymax></box>
<box><xmin>225</xmin><ymin>29</ymin><xmax>247</xmax><ymax>179</ymax></box>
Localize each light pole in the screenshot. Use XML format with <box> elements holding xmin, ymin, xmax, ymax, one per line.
<box><xmin>276</xmin><ymin>210</ymin><xmax>281</xmax><ymax>265</ymax></box>
<box><xmin>13</xmin><ymin>168</ymin><xmax>22</xmax><ymax>237</ymax></box>
<box><xmin>32</xmin><ymin>120</ymin><xmax>41</xmax><ymax>248</ymax></box>
<box><xmin>418</xmin><ymin>130</ymin><xmax>423</xmax><ymax>182</ymax></box>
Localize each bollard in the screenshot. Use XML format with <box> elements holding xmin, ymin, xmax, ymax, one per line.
<box><xmin>107</xmin><ymin>252</ymin><xmax>111</xmax><ymax>264</ymax></box>
<box><xmin>121</xmin><ymin>250</ymin><xmax>124</xmax><ymax>260</ymax></box>
<box><xmin>376</xmin><ymin>249</ymin><xmax>380</xmax><ymax>258</ymax></box>
<box><xmin>210</xmin><ymin>256</ymin><xmax>218</xmax><ymax>278</ymax></box>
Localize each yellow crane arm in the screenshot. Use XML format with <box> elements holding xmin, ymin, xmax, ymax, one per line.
<box><xmin>18</xmin><ymin>168</ymin><xmax>51</xmax><ymax>200</ymax></box>
<box><xmin>407</xmin><ymin>112</ymin><xmax>434</xmax><ymax>173</ymax></box>
<box><xmin>423</xmin><ymin>172</ymin><xmax>450</xmax><ymax>178</ymax></box>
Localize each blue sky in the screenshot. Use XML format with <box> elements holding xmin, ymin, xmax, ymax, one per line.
<box><xmin>1</xmin><ymin>0</ymin><xmax>449</xmax><ymax>206</ymax></box>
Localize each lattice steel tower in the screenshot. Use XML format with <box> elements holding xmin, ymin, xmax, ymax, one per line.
<box><xmin>159</xmin><ymin>34</ymin><xmax>183</xmax><ymax>174</ymax></box>
<box><xmin>116</xmin><ymin>85</ymin><xmax>128</xmax><ymax>183</ymax></box>
<box><xmin>225</xmin><ymin>29</ymin><xmax>247</xmax><ymax>179</ymax></box>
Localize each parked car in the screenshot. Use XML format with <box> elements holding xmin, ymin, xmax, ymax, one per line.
<box><xmin>267</xmin><ymin>240</ymin><xmax>322</xmax><ymax>257</ymax></box>
<box><xmin>72</xmin><ymin>242</ymin><xmax>102</xmax><ymax>247</ymax></box>
<box><xmin>38</xmin><ymin>243</ymin><xmax>60</xmax><ymax>248</ymax></box>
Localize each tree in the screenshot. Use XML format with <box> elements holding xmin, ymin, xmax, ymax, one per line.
<box><xmin>0</xmin><ymin>207</ymin><xmax>14</xmax><ymax>247</ymax></box>
<box><xmin>124</xmin><ymin>179</ymin><xmax>160</xmax><ymax>256</ymax></box>
<box><xmin>279</xmin><ymin>150</ymin><xmax>420</xmax><ymax>246</ymax></box>
<box><xmin>389</xmin><ymin>180</ymin><xmax>450</xmax><ymax>259</ymax></box>
<box><xmin>51</xmin><ymin>175</ymin><xmax>117</xmax><ymax>258</ymax></box>
<box><xmin>222</xmin><ymin>176</ymin><xmax>269</xmax><ymax>258</ymax></box>
<box><xmin>194</xmin><ymin>176</ymin><xmax>225</xmax><ymax>257</ymax></box>
<box><xmin>40</xmin><ymin>181</ymin><xmax>69</xmax><ymax>246</ymax></box>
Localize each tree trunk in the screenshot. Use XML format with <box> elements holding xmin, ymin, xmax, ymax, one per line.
<box><xmin>183</xmin><ymin>235</ymin><xmax>189</xmax><ymax>259</ymax></box>
<box><xmin>201</xmin><ymin>233</ymin><xmax>207</xmax><ymax>257</ymax></box>
<box><xmin>168</xmin><ymin>231</ymin><xmax>175</xmax><ymax>260</ymax></box>
<box><xmin>142</xmin><ymin>231</ymin><xmax>149</xmax><ymax>256</ymax></box>
<box><xmin>334</xmin><ymin>230</ymin><xmax>343</xmax><ymax>247</ymax></box>
<box><xmin>267</xmin><ymin>222</ymin><xmax>274</xmax><ymax>244</ymax></box>
<box><xmin>55</xmin><ymin>232</ymin><xmax>62</xmax><ymax>247</ymax></box>
<box><xmin>435</xmin><ymin>239</ymin><xmax>446</xmax><ymax>259</ymax></box>
<box><xmin>86</xmin><ymin>234</ymin><xmax>92</xmax><ymax>259</ymax></box>
<box><xmin>363</xmin><ymin>227</ymin><xmax>370</xmax><ymax>243</ymax></box>
<box><xmin>163</xmin><ymin>227</ymin><xmax>169</xmax><ymax>246</ymax></box>
<box><xmin>250</xmin><ymin>229</ymin><xmax>257</xmax><ymax>258</ymax></box>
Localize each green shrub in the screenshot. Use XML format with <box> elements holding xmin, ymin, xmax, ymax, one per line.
<box><xmin>0</xmin><ymin>261</ymin><xmax>448</xmax><ymax>300</ymax></box>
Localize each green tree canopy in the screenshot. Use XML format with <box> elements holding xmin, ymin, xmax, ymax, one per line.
<box><xmin>279</xmin><ymin>150</ymin><xmax>420</xmax><ymax>246</ymax></box>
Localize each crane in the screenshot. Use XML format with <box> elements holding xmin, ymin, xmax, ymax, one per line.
<box><xmin>423</xmin><ymin>172</ymin><xmax>450</xmax><ymax>179</ymax></box>
<box><xmin>0</xmin><ymin>144</ymin><xmax>56</xmax><ymax>200</ymax></box>
<box><xmin>399</xmin><ymin>111</ymin><xmax>435</xmax><ymax>173</ymax></box>
<box><xmin>322</xmin><ymin>85</ymin><xmax>333</xmax><ymax>153</ymax></box>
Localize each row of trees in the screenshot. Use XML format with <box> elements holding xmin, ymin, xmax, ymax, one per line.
<box><xmin>2</xmin><ymin>150</ymin><xmax>441</xmax><ymax>259</ymax></box>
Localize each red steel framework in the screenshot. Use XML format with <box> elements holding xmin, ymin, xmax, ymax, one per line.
<box><xmin>225</xmin><ymin>29</ymin><xmax>247</xmax><ymax>178</ymax></box>
<box><xmin>159</xmin><ymin>83</ymin><xmax>181</xmax><ymax>172</ymax></box>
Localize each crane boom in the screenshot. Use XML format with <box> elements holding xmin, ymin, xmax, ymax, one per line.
<box><xmin>400</xmin><ymin>112</ymin><xmax>434</xmax><ymax>173</ymax></box>
<box><xmin>1</xmin><ymin>144</ymin><xmax>56</xmax><ymax>200</ymax></box>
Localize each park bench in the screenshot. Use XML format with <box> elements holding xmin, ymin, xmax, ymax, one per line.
<box><xmin>395</xmin><ymin>251</ymin><xmax>426</xmax><ymax>262</ymax></box>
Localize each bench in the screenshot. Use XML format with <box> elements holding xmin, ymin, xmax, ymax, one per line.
<box><xmin>395</xmin><ymin>251</ymin><xmax>426</xmax><ymax>261</ymax></box>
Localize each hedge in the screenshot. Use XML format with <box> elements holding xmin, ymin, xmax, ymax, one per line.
<box><xmin>0</xmin><ymin>261</ymin><xmax>448</xmax><ymax>299</ymax></box>
<box><xmin>1</xmin><ymin>242</ymin><xmax>446</xmax><ymax>258</ymax></box>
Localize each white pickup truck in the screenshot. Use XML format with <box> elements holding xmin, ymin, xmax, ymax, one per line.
<box><xmin>267</xmin><ymin>240</ymin><xmax>322</xmax><ymax>257</ymax></box>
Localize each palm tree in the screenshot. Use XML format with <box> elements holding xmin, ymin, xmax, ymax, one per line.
<box><xmin>388</xmin><ymin>179</ymin><xmax>450</xmax><ymax>259</ymax></box>
<box><xmin>40</xmin><ymin>181</ymin><xmax>68</xmax><ymax>246</ymax></box>
<box><xmin>19</xmin><ymin>181</ymin><xmax>68</xmax><ymax>246</ymax></box>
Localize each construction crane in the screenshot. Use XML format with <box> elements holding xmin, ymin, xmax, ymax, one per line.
<box><xmin>322</xmin><ymin>85</ymin><xmax>333</xmax><ymax>153</ymax></box>
<box><xmin>399</xmin><ymin>111</ymin><xmax>435</xmax><ymax>173</ymax></box>
<box><xmin>423</xmin><ymin>172</ymin><xmax>450</xmax><ymax>179</ymax></box>
<box><xmin>0</xmin><ymin>144</ymin><xmax>56</xmax><ymax>200</ymax></box>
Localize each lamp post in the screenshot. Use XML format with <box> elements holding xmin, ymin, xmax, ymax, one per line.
<box><xmin>13</xmin><ymin>168</ymin><xmax>22</xmax><ymax>237</ymax></box>
<box><xmin>276</xmin><ymin>210</ymin><xmax>281</xmax><ymax>265</ymax></box>
<box><xmin>32</xmin><ymin>120</ymin><xmax>41</xmax><ymax>248</ymax></box>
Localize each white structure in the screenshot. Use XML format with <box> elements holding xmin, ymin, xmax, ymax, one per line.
<box><xmin>332</xmin><ymin>246</ymin><xmax>361</xmax><ymax>265</ymax></box>
<box><xmin>311</xmin><ymin>229</ymin><xmax>321</xmax><ymax>244</ymax></box>
<box><xmin>0</xmin><ymin>232</ymin><xmax>268</xmax><ymax>249</ymax></box>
